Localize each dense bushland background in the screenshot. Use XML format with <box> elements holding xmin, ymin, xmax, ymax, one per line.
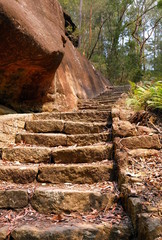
<box><xmin>59</xmin><ymin>0</ymin><xmax>162</xmax><ymax>85</ymax></box>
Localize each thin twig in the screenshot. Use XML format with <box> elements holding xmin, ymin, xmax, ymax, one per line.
<box><xmin>149</xmin><ymin>120</ymin><xmax>162</xmax><ymax>134</ymax></box>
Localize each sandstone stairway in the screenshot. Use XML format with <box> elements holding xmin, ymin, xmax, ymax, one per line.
<box><xmin>0</xmin><ymin>86</ymin><xmax>134</xmax><ymax>240</ymax></box>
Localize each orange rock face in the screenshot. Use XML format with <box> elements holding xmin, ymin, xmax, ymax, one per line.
<box><xmin>0</xmin><ymin>0</ymin><xmax>109</xmax><ymax>112</ymax></box>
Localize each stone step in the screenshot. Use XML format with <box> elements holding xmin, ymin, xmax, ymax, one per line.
<box><xmin>38</xmin><ymin>161</ymin><xmax>114</xmax><ymax>184</ymax></box>
<box><xmin>33</xmin><ymin>110</ymin><xmax>111</xmax><ymax>122</ymax></box>
<box><xmin>94</xmin><ymin>99</ymin><xmax>120</xmax><ymax>103</ymax></box>
<box><xmin>78</xmin><ymin>100</ymin><xmax>117</xmax><ymax>106</ymax></box>
<box><xmin>77</xmin><ymin>105</ymin><xmax>113</xmax><ymax>109</ymax></box>
<box><xmin>95</xmin><ymin>92</ymin><xmax>124</xmax><ymax>97</ymax></box>
<box><xmin>51</xmin><ymin>143</ymin><xmax>113</xmax><ymax>164</ymax></box>
<box><xmin>0</xmin><ymin>187</ymin><xmax>29</xmax><ymax>209</ymax></box>
<box><xmin>25</xmin><ymin>120</ymin><xmax>109</xmax><ymax>134</ymax></box>
<box><xmin>98</xmin><ymin>96</ymin><xmax>122</xmax><ymax>100</ymax></box>
<box><xmin>98</xmin><ymin>99</ymin><xmax>119</xmax><ymax>103</ymax></box>
<box><xmin>15</xmin><ymin>131</ymin><xmax>111</xmax><ymax>147</ymax></box>
<box><xmin>78</xmin><ymin>105</ymin><xmax>113</xmax><ymax>109</ymax></box>
<box><xmin>0</xmin><ymin>182</ymin><xmax>115</xmax><ymax>214</ymax></box>
<box><xmin>0</xmin><ymin>160</ymin><xmax>114</xmax><ymax>184</ymax></box>
<box><xmin>1</xmin><ymin>208</ymin><xmax>133</xmax><ymax>240</ymax></box>
<box><xmin>78</xmin><ymin>108</ymin><xmax>113</xmax><ymax>113</ymax></box>
<box><xmin>112</xmin><ymin>85</ymin><xmax>130</xmax><ymax>90</ymax></box>
<box><xmin>10</xmin><ymin>223</ymin><xmax>132</xmax><ymax>240</ymax></box>
<box><xmin>102</xmin><ymin>86</ymin><xmax>130</xmax><ymax>93</ymax></box>
<box><xmin>31</xmin><ymin>183</ymin><xmax>116</xmax><ymax>214</ymax></box>
<box><xmin>78</xmin><ymin>98</ymin><xmax>121</xmax><ymax>103</ymax></box>
<box><xmin>78</xmin><ymin>104</ymin><xmax>113</xmax><ymax>107</ymax></box>
<box><xmin>0</xmin><ymin>162</ymin><xmax>38</xmax><ymax>184</ymax></box>
<box><xmin>128</xmin><ymin>148</ymin><xmax>160</xmax><ymax>158</ymax></box>
<box><xmin>101</xmin><ymin>90</ymin><xmax>126</xmax><ymax>94</ymax></box>
<box><xmin>1</xmin><ymin>146</ymin><xmax>52</xmax><ymax>164</ymax></box>
<box><xmin>67</xmin><ymin>132</ymin><xmax>111</xmax><ymax>146</ymax></box>
<box><xmin>78</xmin><ymin>98</ymin><xmax>119</xmax><ymax>104</ymax></box>
<box><xmin>78</xmin><ymin>106</ymin><xmax>112</xmax><ymax>111</ymax></box>
<box><xmin>101</xmin><ymin>94</ymin><xmax>122</xmax><ymax>98</ymax></box>
<box><xmin>95</xmin><ymin>92</ymin><xmax>125</xmax><ymax>98</ymax></box>
<box><xmin>16</xmin><ymin>133</ymin><xmax>67</xmax><ymax>147</ymax></box>
<box><xmin>1</xmin><ymin>143</ymin><xmax>113</xmax><ymax>164</ymax></box>
<box><xmin>119</xmin><ymin>134</ymin><xmax>161</xmax><ymax>150</ymax></box>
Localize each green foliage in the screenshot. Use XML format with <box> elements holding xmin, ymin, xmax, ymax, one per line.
<box><xmin>157</xmin><ymin>0</ymin><xmax>162</xmax><ymax>8</ymax></box>
<box><xmin>128</xmin><ymin>80</ymin><xmax>136</xmax><ymax>92</ymax></box>
<box><xmin>59</xmin><ymin>0</ymin><xmax>162</xmax><ymax>84</ymax></box>
<box><xmin>127</xmin><ymin>79</ymin><xmax>162</xmax><ymax>110</ymax></box>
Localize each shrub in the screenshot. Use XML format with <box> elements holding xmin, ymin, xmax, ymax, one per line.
<box><xmin>127</xmin><ymin>79</ymin><xmax>162</xmax><ymax>111</ymax></box>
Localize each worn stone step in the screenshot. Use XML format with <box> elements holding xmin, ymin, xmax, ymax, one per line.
<box><xmin>95</xmin><ymin>93</ymin><xmax>124</xmax><ymax>98</ymax></box>
<box><xmin>0</xmin><ymin>188</ymin><xmax>28</xmax><ymax>209</ymax></box>
<box><xmin>97</xmin><ymin>89</ymin><xmax>124</xmax><ymax>94</ymax></box>
<box><xmin>0</xmin><ymin>182</ymin><xmax>115</xmax><ymax>214</ymax></box>
<box><xmin>38</xmin><ymin>161</ymin><xmax>114</xmax><ymax>184</ymax></box>
<box><xmin>78</xmin><ymin>107</ymin><xmax>112</xmax><ymax>111</ymax></box>
<box><xmin>119</xmin><ymin>134</ymin><xmax>161</xmax><ymax>149</ymax></box>
<box><xmin>1</xmin><ymin>208</ymin><xmax>133</xmax><ymax>240</ymax></box>
<box><xmin>33</xmin><ymin>110</ymin><xmax>111</xmax><ymax>122</ymax></box>
<box><xmin>78</xmin><ymin>104</ymin><xmax>112</xmax><ymax>108</ymax></box>
<box><xmin>0</xmin><ymin>162</ymin><xmax>38</xmax><ymax>184</ymax></box>
<box><xmin>15</xmin><ymin>133</ymin><xmax>67</xmax><ymax>147</ymax></box>
<box><xmin>1</xmin><ymin>146</ymin><xmax>51</xmax><ymax>163</ymax></box>
<box><xmin>94</xmin><ymin>98</ymin><xmax>120</xmax><ymax>103</ymax></box>
<box><xmin>10</xmin><ymin>223</ymin><xmax>132</xmax><ymax>240</ymax></box>
<box><xmin>95</xmin><ymin>100</ymin><xmax>119</xmax><ymax>104</ymax></box>
<box><xmin>93</xmin><ymin>95</ymin><xmax>123</xmax><ymax>100</ymax></box>
<box><xmin>78</xmin><ymin>109</ymin><xmax>112</xmax><ymax>113</ymax></box>
<box><xmin>16</xmin><ymin>131</ymin><xmax>111</xmax><ymax>147</ymax></box>
<box><xmin>51</xmin><ymin>143</ymin><xmax>113</xmax><ymax>164</ymax></box>
<box><xmin>0</xmin><ymin>161</ymin><xmax>114</xmax><ymax>184</ymax></box>
<box><xmin>30</xmin><ymin>183</ymin><xmax>115</xmax><ymax>214</ymax></box>
<box><xmin>78</xmin><ymin>106</ymin><xmax>112</xmax><ymax>110</ymax></box>
<box><xmin>78</xmin><ymin>103</ymin><xmax>113</xmax><ymax>107</ymax></box>
<box><xmin>25</xmin><ymin>120</ymin><xmax>109</xmax><ymax>134</ymax></box>
<box><xmin>98</xmin><ymin>96</ymin><xmax>122</xmax><ymax>101</ymax></box>
<box><xmin>64</xmin><ymin>121</ymin><xmax>109</xmax><ymax>135</ymax></box>
<box><xmin>95</xmin><ymin>96</ymin><xmax>121</xmax><ymax>100</ymax></box>
<box><xmin>78</xmin><ymin>101</ymin><xmax>116</xmax><ymax>107</ymax></box>
<box><xmin>101</xmin><ymin>86</ymin><xmax>129</xmax><ymax>93</ymax></box>
<box><xmin>95</xmin><ymin>92</ymin><xmax>125</xmax><ymax>98</ymax></box>
<box><xmin>78</xmin><ymin>99</ymin><xmax>118</xmax><ymax>105</ymax></box>
<box><xmin>127</xmin><ymin>148</ymin><xmax>160</xmax><ymax>158</ymax></box>
<box><xmin>1</xmin><ymin>143</ymin><xmax>113</xmax><ymax>164</ymax></box>
<box><xmin>78</xmin><ymin>101</ymin><xmax>117</xmax><ymax>106</ymax></box>
<box><xmin>67</xmin><ymin>131</ymin><xmax>111</xmax><ymax>146</ymax></box>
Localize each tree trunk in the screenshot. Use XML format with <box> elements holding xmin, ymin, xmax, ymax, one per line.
<box><xmin>88</xmin><ymin>2</ymin><xmax>93</xmax><ymax>56</ymax></box>
<box><xmin>154</xmin><ymin>28</ymin><xmax>156</xmax><ymax>71</ymax></box>
<box><xmin>79</xmin><ymin>0</ymin><xmax>83</xmax><ymax>47</ymax></box>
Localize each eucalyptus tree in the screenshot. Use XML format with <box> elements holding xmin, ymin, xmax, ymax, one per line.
<box><xmin>58</xmin><ymin>0</ymin><xmax>162</xmax><ymax>83</ymax></box>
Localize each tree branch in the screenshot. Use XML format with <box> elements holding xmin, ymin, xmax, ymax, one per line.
<box><xmin>125</xmin><ymin>3</ymin><xmax>157</xmax><ymax>28</ymax></box>
<box><xmin>88</xmin><ymin>17</ymin><xmax>108</xmax><ymax>60</ymax></box>
<box><xmin>132</xmin><ymin>17</ymin><xmax>142</xmax><ymax>45</ymax></box>
<box><xmin>140</xmin><ymin>17</ymin><xmax>162</xmax><ymax>51</ymax></box>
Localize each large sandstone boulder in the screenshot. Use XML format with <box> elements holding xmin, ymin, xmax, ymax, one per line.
<box><xmin>0</xmin><ymin>0</ymin><xmax>109</xmax><ymax>112</ymax></box>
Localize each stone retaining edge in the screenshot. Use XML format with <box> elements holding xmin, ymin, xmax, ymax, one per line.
<box><xmin>111</xmin><ymin>96</ymin><xmax>162</xmax><ymax>240</ymax></box>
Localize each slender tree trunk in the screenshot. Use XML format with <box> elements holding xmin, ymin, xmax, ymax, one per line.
<box><xmin>89</xmin><ymin>3</ymin><xmax>93</xmax><ymax>47</ymax></box>
<box><xmin>88</xmin><ymin>17</ymin><xmax>108</xmax><ymax>60</ymax></box>
<box><xmin>154</xmin><ymin>28</ymin><xmax>156</xmax><ymax>71</ymax></box>
<box><xmin>142</xmin><ymin>4</ymin><xmax>146</xmax><ymax>72</ymax></box>
<box><xmin>79</xmin><ymin>0</ymin><xmax>83</xmax><ymax>47</ymax></box>
<box><xmin>142</xmin><ymin>33</ymin><xmax>146</xmax><ymax>72</ymax></box>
